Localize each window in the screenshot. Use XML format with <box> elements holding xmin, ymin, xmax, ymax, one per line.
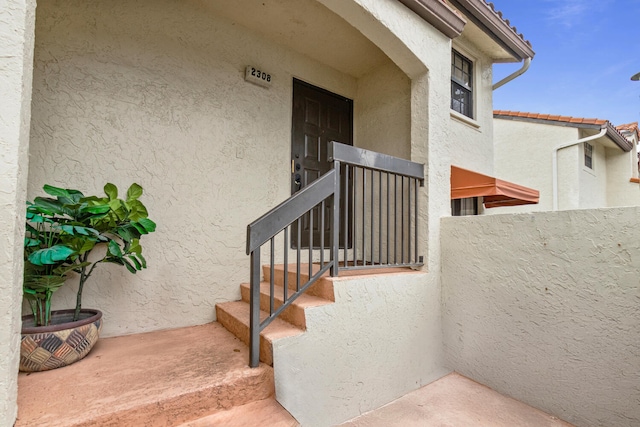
<box><xmin>584</xmin><ymin>142</ymin><xmax>593</xmax><ymax>169</ymax></box>
<box><xmin>451</xmin><ymin>197</ymin><xmax>479</xmax><ymax>216</ymax></box>
<box><xmin>451</xmin><ymin>50</ymin><xmax>473</xmax><ymax>118</ymax></box>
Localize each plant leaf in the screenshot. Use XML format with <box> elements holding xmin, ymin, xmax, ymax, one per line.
<box><xmin>128</xmin><ymin>255</ymin><xmax>142</xmax><ymax>270</ymax></box>
<box><xmin>104</xmin><ymin>183</ymin><xmax>118</xmax><ymax>201</ymax></box>
<box><xmin>24</xmin><ymin>237</ymin><xmax>40</xmax><ymax>247</ymax></box>
<box><xmin>127</xmin><ymin>200</ymin><xmax>148</xmax><ymax>221</ymax></box>
<box><xmin>126</xmin><ymin>183</ymin><xmax>143</xmax><ymax>202</ymax></box>
<box><xmin>85</xmin><ymin>204</ymin><xmax>111</xmax><ymax>214</ymax></box>
<box><xmin>107</xmin><ymin>240</ymin><xmax>123</xmax><ymax>257</ymax></box>
<box><xmin>137</xmin><ymin>218</ymin><xmax>156</xmax><ymax>233</ymax></box>
<box><xmin>28</xmin><ymin>245</ymin><xmax>75</xmax><ymax>265</ymax></box>
<box><xmin>31</xmin><ymin>197</ymin><xmax>66</xmax><ymax>215</ymax></box>
<box><xmin>121</xmin><ymin>257</ymin><xmax>137</xmax><ymax>274</ymax></box>
<box><xmin>43</xmin><ymin>185</ymin><xmax>71</xmax><ymax>198</ymax></box>
<box><xmin>128</xmin><ymin>240</ymin><xmax>142</xmax><ymax>254</ymax></box>
<box><xmin>116</xmin><ymin>226</ymin><xmax>136</xmax><ymax>242</ymax></box>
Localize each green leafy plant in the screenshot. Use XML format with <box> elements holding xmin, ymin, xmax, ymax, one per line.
<box><xmin>24</xmin><ymin>183</ymin><xmax>156</xmax><ymax>327</ymax></box>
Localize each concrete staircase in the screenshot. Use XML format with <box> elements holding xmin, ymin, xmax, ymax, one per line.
<box><xmin>216</xmin><ymin>264</ymin><xmax>335</xmax><ymax>365</ymax></box>
<box><xmin>16</xmin><ymin>264</ymin><xmax>333</xmax><ymax>426</ymax></box>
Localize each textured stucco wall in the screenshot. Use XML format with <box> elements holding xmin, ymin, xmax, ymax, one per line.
<box><xmin>493</xmin><ymin>118</ymin><xmax>579</xmax><ymax>213</ymax></box>
<box><xmin>448</xmin><ymin>36</ymin><xmax>496</xmax><ymax>176</ymax></box>
<box><xmin>0</xmin><ymin>0</ymin><xmax>35</xmax><ymax>425</ymax></box>
<box><xmin>28</xmin><ymin>0</ymin><xmax>411</xmax><ymax>336</ymax></box>
<box><xmin>355</xmin><ymin>61</ymin><xmax>411</xmax><ymax>159</ymax></box>
<box><xmin>272</xmin><ymin>0</ymin><xmax>455</xmax><ymax>424</ymax></box>
<box><xmin>275</xmin><ymin>272</ymin><xmax>448</xmax><ymax>427</ymax></box>
<box><xmin>606</xmin><ymin>148</ymin><xmax>640</xmax><ymax>207</ymax></box>
<box><xmin>578</xmin><ymin>139</ymin><xmax>607</xmax><ymax>209</ymax></box>
<box><xmin>494</xmin><ymin>119</ymin><xmax>640</xmax><ymax>213</ymax></box>
<box><xmin>442</xmin><ymin>208</ymin><xmax>640</xmax><ymax>427</ymax></box>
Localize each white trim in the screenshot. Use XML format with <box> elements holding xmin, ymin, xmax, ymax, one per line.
<box><xmin>450</xmin><ymin>109</ymin><xmax>480</xmax><ymax>129</ymax></box>
<box><xmin>451</xmin><ymin>43</ymin><xmax>478</xmax><ymax>120</ymax></box>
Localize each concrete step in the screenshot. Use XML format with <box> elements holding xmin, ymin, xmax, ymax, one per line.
<box><xmin>216</xmin><ymin>301</ymin><xmax>303</xmax><ymax>366</ymax></box>
<box><xmin>16</xmin><ymin>323</ymin><xmax>275</xmax><ymax>427</ymax></box>
<box><xmin>176</xmin><ymin>397</ymin><xmax>299</xmax><ymax>427</ymax></box>
<box><xmin>263</xmin><ymin>263</ymin><xmax>335</xmax><ymax>301</ymax></box>
<box><xmin>239</xmin><ymin>282</ymin><xmax>332</xmax><ymax>329</ymax></box>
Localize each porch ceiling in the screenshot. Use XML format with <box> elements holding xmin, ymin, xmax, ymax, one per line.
<box><xmin>191</xmin><ymin>0</ymin><xmax>389</xmax><ymax>78</ymax></box>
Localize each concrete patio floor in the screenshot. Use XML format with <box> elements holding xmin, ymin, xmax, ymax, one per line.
<box><xmin>16</xmin><ymin>321</ymin><xmax>575</xmax><ymax>427</ymax></box>
<box><xmin>339</xmin><ymin>372</ymin><xmax>574</xmax><ymax>427</ymax></box>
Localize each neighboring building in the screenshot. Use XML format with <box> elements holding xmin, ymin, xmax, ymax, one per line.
<box><xmin>493</xmin><ymin>111</ymin><xmax>639</xmax><ymax>212</ymax></box>
<box><xmin>1</xmin><ymin>1</ymin><xmax>538</xmax><ymax>425</ymax></box>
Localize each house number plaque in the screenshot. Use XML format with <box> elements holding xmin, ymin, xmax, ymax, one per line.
<box><xmin>245</xmin><ymin>66</ymin><xmax>272</xmax><ymax>88</ymax></box>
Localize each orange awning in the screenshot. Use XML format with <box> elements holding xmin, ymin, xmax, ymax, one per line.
<box><xmin>451</xmin><ymin>166</ymin><xmax>539</xmax><ymax>208</ymax></box>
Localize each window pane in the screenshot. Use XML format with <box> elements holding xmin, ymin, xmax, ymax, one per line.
<box><xmin>584</xmin><ymin>142</ymin><xmax>593</xmax><ymax>169</ymax></box>
<box><xmin>451</xmin><ymin>83</ymin><xmax>471</xmax><ymax>117</ymax></box>
<box><xmin>451</xmin><ymin>50</ymin><xmax>473</xmax><ymax>118</ymax></box>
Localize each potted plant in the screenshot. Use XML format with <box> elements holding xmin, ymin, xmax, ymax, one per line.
<box><xmin>21</xmin><ymin>183</ymin><xmax>156</xmax><ymax>372</ymax></box>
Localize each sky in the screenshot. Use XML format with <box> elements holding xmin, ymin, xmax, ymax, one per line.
<box><xmin>491</xmin><ymin>0</ymin><xmax>640</xmax><ymax>127</ymax></box>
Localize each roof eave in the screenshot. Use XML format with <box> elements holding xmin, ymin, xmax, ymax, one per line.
<box><xmin>397</xmin><ymin>0</ymin><xmax>466</xmax><ymax>39</ymax></box>
<box><xmin>605</xmin><ymin>123</ymin><xmax>634</xmax><ymax>152</ymax></box>
<box><xmin>494</xmin><ymin>114</ymin><xmax>634</xmax><ymax>153</ymax></box>
<box><xmin>446</xmin><ymin>0</ymin><xmax>535</xmax><ymax>61</ymax></box>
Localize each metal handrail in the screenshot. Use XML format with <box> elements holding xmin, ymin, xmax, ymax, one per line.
<box><xmin>329</xmin><ymin>142</ymin><xmax>424</xmax><ymax>180</ymax></box>
<box><xmin>245</xmin><ymin>142</ymin><xmax>424</xmax><ymax>367</ymax></box>
<box><xmin>329</xmin><ymin>142</ymin><xmax>424</xmax><ymax>272</ymax></box>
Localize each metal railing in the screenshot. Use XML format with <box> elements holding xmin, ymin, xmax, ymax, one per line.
<box><xmin>245</xmin><ymin>142</ymin><xmax>424</xmax><ymax>367</ymax></box>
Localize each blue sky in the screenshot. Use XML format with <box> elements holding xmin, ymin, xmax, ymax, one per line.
<box><xmin>492</xmin><ymin>0</ymin><xmax>640</xmax><ymax>127</ymax></box>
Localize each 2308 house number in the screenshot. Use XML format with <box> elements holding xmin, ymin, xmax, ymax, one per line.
<box><xmin>245</xmin><ymin>66</ymin><xmax>272</xmax><ymax>88</ymax></box>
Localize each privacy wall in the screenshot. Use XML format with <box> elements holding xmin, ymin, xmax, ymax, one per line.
<box><xmin>442</xmin><ymin>208</ymin><xmax>640</xmax><ymax>427</ymax></box>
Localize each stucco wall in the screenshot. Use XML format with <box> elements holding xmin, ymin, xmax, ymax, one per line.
<box><xmin>606</xmin><ymin>148</ymin><xmax>640</xmax><ymax>207</ymax></box>
<box><xmin>355</xmin><ymin>61</ymin><xmax>411</xmax><ymax>159</ymax></box>
<box><xmin>442</xmin><ymin>208</ymin><xmax>640</xmax><ymax>427</ymax></box>
<box><xmin>275</xmin><ymin>272</ymin><xmax>448</xmax><ymax>427</ymax></box>
<box><xmin>578</xmin><ymin>138</ymin><xmax>607</xmax><ymax>209</ymax></box>
<box><xmin>269</xmin><ymin>1</ymin><xmax>456</xmax><ymax>425</ymax></box>
<box><xmin>493</xmin><ymin>118</ymin><xmax>579</xmax><ymax>213</ymax></box>
<box><xmin>0</xmin><ymin>0</ymin><xmax>35</xmax><ymax>425</ymax></box>
<box><xmin>28</xmin><ymin>0</ymin><xmax>429</xmax><ymax>336</ymax></box>
<box><xmin>448</xmin><ymin>36</ymin><xmax>496</xmax><ymax>176</ymax></box>
<box><xmin>494</xmin><ymin>119</ymin><xmax>640</xmax><ymax>213</ymax></box>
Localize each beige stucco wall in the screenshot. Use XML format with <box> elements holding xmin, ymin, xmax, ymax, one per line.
<box><xmin>0</xmin><ymin>0</ymin><xmax>35</xmax><ymax>425</ymax></box>
<box><xmin>493</xmin><ymin>118</ymin><xmax>579</xmax><ymax>212</ymax></box>
<box><xmin>28</xmin><ymin>0</ymin><xmax>425</xmax><ymax>337</ymax></box>
<box><xmin>448</xmin><ymin>36</ymin><xmax>496</xmax><ymax>176</ymax></box>
<box><xmin>442</xmin><ymin>208</ymin><xmax>640</xmax><ymax>427</ymax></box>
<box><xmin>606</xmin><ymin>148</ymin><xmax>640</xmax><ymax>207</ymax></box>
<box><xmin>355</xmin><ymin>61</ymin><xmax>411</xmax><ymax>159</ymax></box>
<box><xmin>275</xmin><ymin>272</ymin><xmax>448</xmax><ymax>426</ymax></box>
<box><xmin>578</xmin><ymin>138</ymin><xmax>607</xmax><ymax>209</ymax></box>
<box><xmin>494</xmin><ymin>119</ymin><xmax>640</xmax><ymax>213</ymax></box>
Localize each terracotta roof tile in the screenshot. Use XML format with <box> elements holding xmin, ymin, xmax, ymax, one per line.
<box><xmin>493</xmin><ymin>110</ymin><xmax>633</xmax><ymax>151</ymax></box>
<box><xmin>494</xmin><ymin>110</ymin><xmax>607</xmax><ymax>126</ymax></box>
<box><xmin>442</xmin><ymin>1</ymin><xmax>533</xmax><ymax>50</ymax></box>
<box><xmin>617</xmin><ymin>122</ymin><xmax>640</xmax><ymax>139</ymax></box>
<box><xmin>483</xmin><ymin>1</ymin><xmax>533</xmax><ymax>48</ymax></box>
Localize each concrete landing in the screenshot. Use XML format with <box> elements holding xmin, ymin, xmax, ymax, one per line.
<box><xmin>176</xmin><ymin>397</ymin><xmax>299</xmax><ymax>427</ymax></box>
<box><xmin>339</xmin><ymin>372</ymin><xmax>575</xmax><ymax>427</ymax></box>
<box><xmin>16</xmin><ymin>323</ymin><xmax>277</xmax><ymax>427</ymax></box>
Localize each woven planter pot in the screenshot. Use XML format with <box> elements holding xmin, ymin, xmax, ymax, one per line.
<box><xmin>20</xmin><ymin>309</ymin><xmax>103</xmax><ymax>372</ymax></box>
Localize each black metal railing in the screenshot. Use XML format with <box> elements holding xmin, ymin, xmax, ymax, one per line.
<box><xmin>245</xmin><ymin>142</ymin><xmax>424</xmax><ymax>367</ymax></box>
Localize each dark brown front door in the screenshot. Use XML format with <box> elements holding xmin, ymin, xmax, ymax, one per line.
<box><xmin>291</xmin><ymin>79</ymin><xmax>353</xmax><ymax>248</ymax></box>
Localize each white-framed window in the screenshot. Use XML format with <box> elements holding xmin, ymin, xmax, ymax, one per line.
<box><xmin>451</xmin><ymin>49</ymin><xmax>473</xmax><ymax>119</ymax></box>
<box><xmin>584</xmin><ymin>142</ymin><xmax>593</xmax><ymax>169</ymax></box>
